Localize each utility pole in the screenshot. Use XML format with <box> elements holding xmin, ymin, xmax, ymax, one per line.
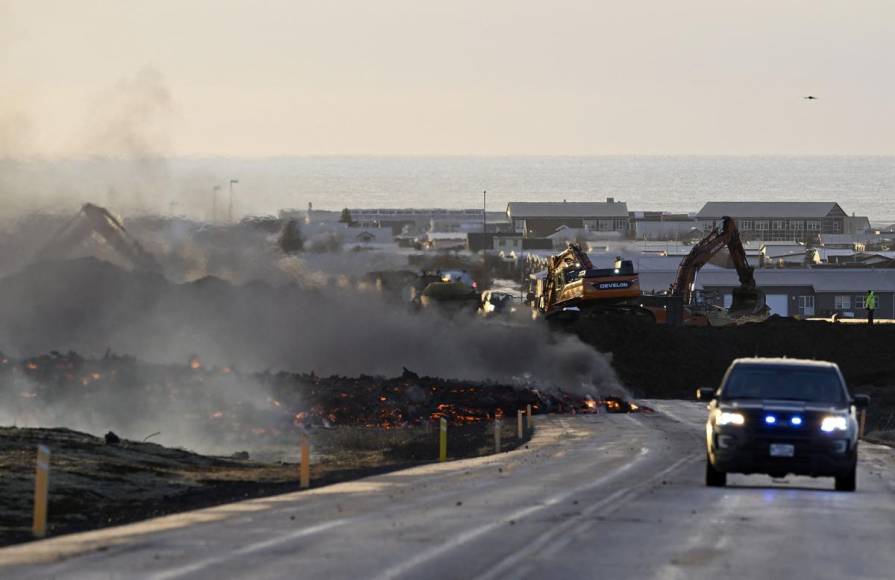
<box><xmin>212</xmin><ymin>185</ymin><xmax>221</xmax><ymax>223</ymax></box>
<box><xmin>482</xmin><ymin>190</ymin><xmax>487</xmax><ymax>254</ymax></box>
<box><xmin>229</xmin><ymin>179</ymin><xmax>239</xmax><ymax>223</ymax></box>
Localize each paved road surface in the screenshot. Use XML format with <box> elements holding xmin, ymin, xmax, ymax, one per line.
<box><xmin>2</xmin><ymin>400</ymin><xmax>894</xmax><ymax>579</ymax></box>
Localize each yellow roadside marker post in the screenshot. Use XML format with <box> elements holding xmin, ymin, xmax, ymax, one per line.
<box><xmin>517</xmin><ymin>410</ymin><xmax>523</xmax><ymax>439</ymax></box>
<box><xmin>300</xmin><ymin>433</ymin><xmax>311</xmax><ymax>489</ymax></box>
<box><xmin>494</xmin><ymin>418</ymin><xmax>501</xmax><ymax>453</ymax></box>
<box><xmin>439</xmin><ymin>418</ymin><xmax>448</xmax><ymax>462</ymax></box>
<box><xmin>33</xmin><ymin>445</ymin><xmax>50</xmax><ymax>538</ymax></box>
<box><xmin>526</xmin><ymin>404</ymin><xmax>532</xmax><ymax>431</ymax></box>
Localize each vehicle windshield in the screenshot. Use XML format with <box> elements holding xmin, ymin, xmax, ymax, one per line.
<box><xmin>721</xmin><ymin>365</ymin><xmax>846</xmax><ymax>403</ymax></box>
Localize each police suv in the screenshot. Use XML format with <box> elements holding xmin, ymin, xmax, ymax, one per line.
<box><xmin>698</xmin><ymin>358</ymin><xmax>870</xmax><ymax>492</ymax></box>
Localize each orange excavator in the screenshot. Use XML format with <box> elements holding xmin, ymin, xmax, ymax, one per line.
<box><xmin>532</xmin><ymin>217</ymin><xmax>767</xmax><ymax>327</ymax></box>
<box><xmin>664</xmin><ymin>216</ymin><xmax>768</xmax><ymax>325</ymax></box>
<box><xmin>531</xmin><ymin>243</ymin><xmax>655</xmax><ymax>324</ymax></box>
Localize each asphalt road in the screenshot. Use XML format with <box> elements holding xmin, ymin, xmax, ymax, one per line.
<box><xmin>2</xmin><ymin>400</ymin><xmax>894</xmax><ymax>580</ymax></box>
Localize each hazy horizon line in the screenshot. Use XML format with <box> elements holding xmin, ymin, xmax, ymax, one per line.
<box><xmin>2</xmin><ymin>153</ymin><xmax>895</xmax><ymax>161</ymax></box>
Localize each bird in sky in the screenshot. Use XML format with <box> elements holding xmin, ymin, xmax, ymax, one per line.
<box><xmin>803</xmin><ymin>95</ymin><xmax>818</xmax><ymax>100</ymax></box>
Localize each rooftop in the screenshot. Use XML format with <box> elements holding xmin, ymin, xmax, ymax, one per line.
<box><xmin>507</xmin><ymin>201</ymin><xmax>629</xmax><ymax>219</ymax></box>
<box><xmin>697</xmin><ymin>268</ymin><xmax>895</xmax><ymax>292</ymax></box>
<box><xmin>696</xmin><ymin>202</ymin><xmax>845</xmax><ymax>219</ymax></box>
<box><xmin>731</xmin><ymin>358</ymin><xmax>838</xmax><ymax>369</ymax></box>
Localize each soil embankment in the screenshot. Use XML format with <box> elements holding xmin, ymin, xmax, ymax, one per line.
<box><xmin>573</xmin><ymin>318</ymin><xmax>895</xmax><ymax>432</ymax></box>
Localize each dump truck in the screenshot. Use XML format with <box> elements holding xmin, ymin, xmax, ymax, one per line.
<box><xmin>416</xmin><ymin>270</ymin><xmax>481</xmax><ymax>316</ymax></box>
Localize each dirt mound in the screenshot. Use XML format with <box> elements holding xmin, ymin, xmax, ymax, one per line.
<box><xmin>0</xmin><ymin>425</ymin><xmax>297</xmax><ymax>546</ymax></box>
<box><xmin>574</xmin><ymin>318</ymin><xmax>895</xmax><ymax>395</ymax></box>
<box><xmin>571</xmin><ymin>318</ymin><xmax>895</xmax><ymax>431</ymax></box>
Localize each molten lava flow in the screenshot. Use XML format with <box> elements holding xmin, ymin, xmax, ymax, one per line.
<box><xmin>5</xmin><ymin>351</ymin><xmax>655</xmax><ymax>444</ymax></box>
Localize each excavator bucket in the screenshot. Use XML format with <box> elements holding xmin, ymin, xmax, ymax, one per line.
<box><xmin>728</xmin><ymin>286</ymin><xmax>766</xmax><ymax>315</ymax></box>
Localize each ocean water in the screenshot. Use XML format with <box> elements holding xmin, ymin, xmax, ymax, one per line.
<box><xmin>4</xmin><ymin>156</ymin><xmax>895</xmax><ymax>223</ymax></box>
<box><xmin>208</xmin><ymin>156</ymin><xmax>895</xmax><ymax>222</ymax></box>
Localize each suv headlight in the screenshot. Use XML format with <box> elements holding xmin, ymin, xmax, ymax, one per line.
<box><xmin>718</xmin><ymin>411</ymin><xmax>745</xmax><ymax>426</ymax></box>
<box><xmin>821</xmin><ymin>416</ymin><xmax>848</xmax><ymax>432</ymax></box>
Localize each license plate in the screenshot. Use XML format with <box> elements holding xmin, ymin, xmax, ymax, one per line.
<box><xmin>770</xmin><ymin>443</ymin><xmax>795</xmax><ymax>457</ymax></box>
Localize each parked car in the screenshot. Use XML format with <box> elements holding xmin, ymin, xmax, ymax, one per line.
<box><xmin>479</xmin><ymin>290</ymin><xmax>517</xmax><ymax>317</ymax></box>
<box><xmin>698</xmin><ymin>357</ymin><xmax>870</xmax><ymax>491</ymax></box>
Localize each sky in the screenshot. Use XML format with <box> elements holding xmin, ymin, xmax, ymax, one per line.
<box><xmin>1</xmin><ymin>0</ymin><xmax>894</xmax><ymax>156</ymax></box>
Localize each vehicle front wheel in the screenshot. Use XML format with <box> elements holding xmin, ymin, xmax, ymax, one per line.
<box><xmin>705</xmin><ymin>455</ymin><xmax>727</xmax><ymax>487</ymax></box>
<box><xmin>834</xmin><ymin>463</ymin><xmax>857</xmax><ymax>492</ymax></box>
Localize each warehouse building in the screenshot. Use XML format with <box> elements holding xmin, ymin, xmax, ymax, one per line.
<box><xmin>696</xmin><ymin>202</ymin><xmax>851</xmax><ymax>242</ymax></box>
<box><xmin>697</xmin><ymin>269</ymin><xmax>895</xmax><ymax>319</ymax></box>
<box><xmin>506</xmin><ymin>199</ymin><xmax>629</xmax><ymax>238</ymax></box>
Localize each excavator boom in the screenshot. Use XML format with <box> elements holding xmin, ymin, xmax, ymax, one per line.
<box><xmin>35</xmin><ymin>203</ymin><xmax>160</xmax><ymax>272</ymax></box>
<box><xmin>673</xmin><ymin>216</ymin><xmax>764</xmax><ymax>315</ymax></box>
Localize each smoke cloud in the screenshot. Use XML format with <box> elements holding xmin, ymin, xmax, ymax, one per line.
<box><xmin>0</xmin><ymin>256</ymin><xmax>619</xmax><ymax>394</ymax></box>
<box><xmin>0</xmin><ymin>211</ymin><xmax>622</xmax><ymax>452</ymax></box>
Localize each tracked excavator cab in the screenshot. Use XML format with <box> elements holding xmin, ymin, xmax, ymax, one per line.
<box><xmin>536</xmin><ymin>245</ymin><xmax>654</xmax><ymax>325</ymax></box>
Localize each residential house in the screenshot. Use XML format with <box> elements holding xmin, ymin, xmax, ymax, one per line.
<box><xmin>424</xmin><ymin>232</ymin><xmax>468</xmax><ymax>251</ymax></box>
<box><xmin>630</xmin><ymin>211</ymin><xmax>699</xmax><ymax>241</ymax></box>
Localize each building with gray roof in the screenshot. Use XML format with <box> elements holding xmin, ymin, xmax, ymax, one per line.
<box><xmin>696</xmin><ymin>201</ymin><xmax>848</xmax><ymax>242</ymax></box>
<box><xmin>507</xmin><ymin>199</ymin><xmax>629</xmax><ymax>238</ymax></box>
<box><xmin>696</xmin><ymin>268</ymin><xmax>894</xmax><ymax>319</ymax></box>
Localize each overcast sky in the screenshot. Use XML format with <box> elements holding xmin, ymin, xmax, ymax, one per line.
<box><xmin>2</xmin><ymin>0</ymin><xmax>894</xmax><ymax>156</ymax></box>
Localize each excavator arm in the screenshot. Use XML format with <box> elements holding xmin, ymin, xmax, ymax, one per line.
<box><xmin>35</xmin><ymin>203</ymin><xmax>160</xmax><ymax>272</ymax></box>
<box><xmin>673</xmin><ymin>216</ymin><xmax>763</xmax><ymax>314</ymax></box>
<box><xmin>542</xmin><ymin>243</ymin><xmax>594</xmax><ymax>310</ymax></box>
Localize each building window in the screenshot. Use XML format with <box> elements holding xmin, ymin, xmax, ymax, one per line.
<box><xmin>834</xmin><ymin>295</ymin><xmax>852</xmax><ymax>310</ymax></box>
<box><xmin>855</xmin><ymin>295</ymin><xmax>866</xmax><ymax>309</ymax></box>
<box><xmin>739</xmin><ymin>220</ymin><xmax>754</xmax><ymax>230</ymax></box>
<box><xmin>583</xmin><ymin>219</ymin><xmax>597</xmax><ymax>230</ymax></box>
<box><xmin>514</xmin><ymin>219</ymin><xmax>526</xmax><ymax>233</ymax></box>
<box><xmin>824</xmin><ymin>219</ymin><xmax>843</xmax><ymax>234</ymax></box>
<box><xmin>789</xmin><ymin>220</ymin><xmax>804</xmax><ymax>230</ymax></box>
<box><xmin>772</xmin><ymin>219</ymin><xmax>787</xmax><ymax>231</ymax></box>
<box><xmin>597</xmin><ymin>219</ymin><xmax>614</xmax><ymax>231</ymax></box>
<box><xmin>798</xmin><ymin>295</ymin><xmax>815</xmax><ymax>317</ymax></box>
<box><xmin>806</xmin><ymin>220</ymin><xmax>821</xmax><ymax>231</ymax></box>
<box><xmin>755</xmin><ymin>220</ymin><xmax>769</xmax><ymax>231</ymax></box>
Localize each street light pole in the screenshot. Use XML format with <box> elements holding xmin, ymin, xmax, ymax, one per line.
<box><xmin>482</xmin><ymin>189</ymin><xmax>487</xmax><ymax>253</ymax></box>
<box><xmin>229</xmin><ymin>179</ymin><xmax>239</xmax><ymax>223</ymax></box>
<box><xmin>212</xmin><ymin>185</ymin><xmax>221</xmax><ymax>223</ymax></box>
